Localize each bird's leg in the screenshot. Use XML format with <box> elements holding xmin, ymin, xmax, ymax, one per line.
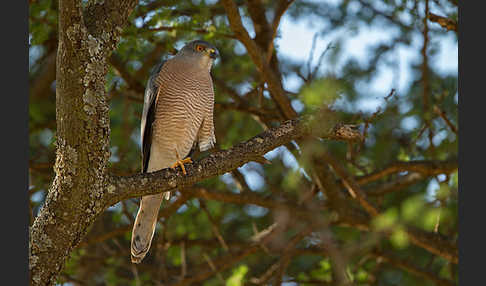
<box><xmin>170</xmin><ymin>149</ymin><xmax>192</xmax><ymax>175</ymax></box>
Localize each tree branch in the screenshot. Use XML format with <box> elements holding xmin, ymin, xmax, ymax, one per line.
<box><xmin>373</xmin><ymin>250</ymin><xmax>456</xmax><ymax>286</ymax></box>
<box><xmin>356</xmin><ymin>159</ymin><xmax>458</xmax><ymax>185</ymax></box>
<box><xmin>169</xmin><ymin>223</ymin><xmax>281</xmax><ymax>286</ymax></box>
<box><xmin>221</xmin><ymin>0</ymin><xmax>297</xmax><ymax>120</ymax></box>
<box><xmin>313</xmin><ymin>154</ymin><xmax>458</xmax><ymax>264</ymax></box>
<box><xmin>30</xmin><ymin>50</ymin><xmax>57</xmax><ymax>99</ymax></box>
<box><xmin>266</xmin><ymin>0</ymin><xmax>295</xmax><ymax>63</ymax></box>
<box><xmin>274</xmin><ymin>225</ymin><xmax>315</xmax><ymax>285</ymax></box>
<box><xmin>103</xmin><ymin>117</ymin><xmax>362</xmax><ymax>206</ymax></box>
<box><xmin>365</xmin><ymin>172</ymin><xmax>425</xmax><ymax>196</ymax></box>
<box><xmin>428</xmin><ymin>12</ymin><xmax>457</xmax><ymax>32</ymax></box>
<box><xmin>109</xmin><ymin>52</ymin><xmax>145</xmax><ymax>93</ymax></box>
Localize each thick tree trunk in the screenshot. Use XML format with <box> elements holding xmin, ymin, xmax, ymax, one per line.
<box><xmin>29</xmin><ymin>1</ymin><xmax>137</xmax><ymax>285</ymax></box>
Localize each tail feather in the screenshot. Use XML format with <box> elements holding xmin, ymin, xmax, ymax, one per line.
<box><xmin>132</xmin><ymin>145</ymin><xmax>181</xmax><ymax>263</ymax></box>
<box><xmin>131</xmin><ymin>192</ymin><xmax>169</xmax><ymax>263</ymax></box>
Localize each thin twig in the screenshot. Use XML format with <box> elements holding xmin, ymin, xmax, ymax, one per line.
<box><xmin>311</xmin><ymin>41</ymin><xmax>334</xmax><ymax>80</ymax></box>
<box><xmin>266</xmin><ymin>0</ymin><xmax>296</xmax><ymax>63</ymax></box>
<box><xmin>373</xmin><ymin>250</ymin><xmax>456</xmax><ymax>286</ymax></box>
<box><xmin>198</xmin><ymin>199</ymin><xmax>229</xmax><ymax>251</ymax></box>
<box><xmin>180</xmin><ymin>241</ymin><xmax>187</xmax><ymax>279</ymax></box>
<box><xmin>357</xmin><ymin>159</ymin><xmax>457</xmax><ymax>185</ymax></box>
<box><xmin>433</xmin><ymin>105</ymin><xmax>457</xmax><ymax>134</ymax></box>
<box><xmin>358</xmin><ymin>89</ymin><xmax>396</xmax><ymax>153</ymax></box>
<box><xmin>202</xmin><ymin>253</ymin><xmax>225</xmax><ymax>284</ymax></box>
<box><xmin>428</xmin><ymin>12</ymin><xmax>457</xmax><ymax>32</ymax></box>
<box><xmin>274</xmin><ymin>225</ymin><xmax>315</xmax><ymax>285</ymax></box>
<box><xmin>323</xmin><ymin>152</ymin><xmax>380</xmax><ymax>217</ymax></box>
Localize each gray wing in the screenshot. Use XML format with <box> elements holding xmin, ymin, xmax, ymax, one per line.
<box><xmin>141</xmin><ymin>61</ymin><xmax>166</xmax><ymax>173</ymax></box>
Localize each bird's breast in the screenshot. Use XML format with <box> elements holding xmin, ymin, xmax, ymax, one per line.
<box><xmin>150</xmin><ymin>65</ymin><xmax>214</xmax><ymax>159</ymax></box>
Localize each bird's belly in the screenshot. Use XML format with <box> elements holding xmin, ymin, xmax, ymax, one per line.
<box><xmin>149</xmin><ymin>105</ymin><xmax>203</xmax><ymax>168</ymax></box>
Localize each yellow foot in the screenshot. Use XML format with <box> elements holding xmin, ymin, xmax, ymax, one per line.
<box><xmin>170</xmin><ymin>149</ymin><xmax>192</xmax><ymax>175</ymax></box>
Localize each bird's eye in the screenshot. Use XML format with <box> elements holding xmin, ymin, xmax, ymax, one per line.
<box><xmin>195</xmin><ymin>45</ymin><xmax>204</xmax><ymax>52</ymax></box>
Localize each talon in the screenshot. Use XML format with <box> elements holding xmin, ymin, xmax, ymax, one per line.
<box><xmin>170</xmin><ymin>149</ymin><xmax>192</xmax><ymax>175</ymax></box>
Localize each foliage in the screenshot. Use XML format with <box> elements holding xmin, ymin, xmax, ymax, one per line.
<box><xmin>29</xmin><ymin>0</ymin><xmax>458</xmax><ymax>285</ymax></box>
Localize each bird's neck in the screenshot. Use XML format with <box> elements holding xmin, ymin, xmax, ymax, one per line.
<box><xmin>175</xmin><ymin>55</ymin><xmax>213</xmax><ymax>72</ymax></box>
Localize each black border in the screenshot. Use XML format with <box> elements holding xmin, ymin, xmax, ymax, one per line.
<box><xmin>7</xmin><ymin>0</ymin><xmax>29</xmax><ymax>283</ymax></box>
<box><xmin>458</xmin><ymin>0</ymin><xmax>482</xmax><ymax>285</ymax></box>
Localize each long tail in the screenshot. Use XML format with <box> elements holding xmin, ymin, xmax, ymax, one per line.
<box><xmin>131</xmin><ymin>191</ymin><xmax>170</xmax><ymax>263</ymax></box>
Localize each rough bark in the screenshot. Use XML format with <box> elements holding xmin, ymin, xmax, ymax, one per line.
<box><xmin>29</xmin><ymin>1</ymin><xmax>137</xmax><ymax>285</ymax></box>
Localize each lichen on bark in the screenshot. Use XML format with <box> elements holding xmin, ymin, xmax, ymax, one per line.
<box><xmin>29</xmin><ymin>1</ymin><xmax>138</xmax><ymax>285</ymax></box>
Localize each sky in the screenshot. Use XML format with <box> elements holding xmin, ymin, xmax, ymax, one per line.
<box><xmin>234</xmin><ymin>0</ymin><xmax>458</xmax><ymax>217</ymax></box>
<box><xmin>275</xmin><ymin>3</ymin><xmax>457</xmax><ymax>111</ymax></box>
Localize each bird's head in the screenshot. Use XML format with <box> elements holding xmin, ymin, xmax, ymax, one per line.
<box><xmin>177</xmin><ymin>40</ymin><xmax>219</xmax><ymax>70</ymax></box>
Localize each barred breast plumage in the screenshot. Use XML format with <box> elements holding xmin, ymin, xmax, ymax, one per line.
<box><xmin>151</xmin><ymin>59</ymin><xmax>215</xmax><ymax>164</ymax></box>
<box><xmin>131</xmin><ymin>40</ymin><xmax>218</xmax><ymax>263</ymax></box>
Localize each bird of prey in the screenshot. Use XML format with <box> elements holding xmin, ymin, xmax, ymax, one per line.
<box><xmin>131</xmin><ymin>40</ymin><xmax>218</xmax><ymax>263</ymax></box>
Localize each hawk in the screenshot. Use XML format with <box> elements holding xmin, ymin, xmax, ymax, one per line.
<box><xmin>131</xmin><ymin>40</ymin><xmax>218</xmax><ymax>263</ymax></box>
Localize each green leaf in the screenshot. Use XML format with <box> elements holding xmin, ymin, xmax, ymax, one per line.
<box><xmin>226</xmin><ymin>264</ymin><xmax>248</xmax><ymax>286</ymax></box>
<box><xmin>372</xmin><ymin>208</ymin><xmax>398</xmax><ymax>231</ymax></box>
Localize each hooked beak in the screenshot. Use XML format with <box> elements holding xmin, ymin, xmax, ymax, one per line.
<box><xmin>208</xmin><ymin>48</ymin><xmax>218</xmax><ymax>59</ymax></box>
